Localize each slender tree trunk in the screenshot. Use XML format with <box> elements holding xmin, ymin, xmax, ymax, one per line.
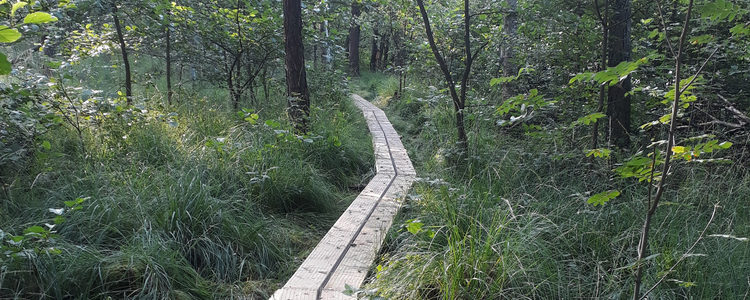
<box><xmin>502</xmin><ymin>0</ymin><xmax>518</xmax><ymax>101</ymax></box>
<box><xmin>607</xmin><ymin>0</ymin><xmax>632</xmax><ymax>148</ymax></box>
<box><xmin>370</xmin><ymin>29</ymin><xmax>379</xmax><ymax>72</ymax></box>
<box><xmin>379</xmin><ymin>36</ymin><xmax>389</xmax><ymax>71</ymax></box>
<box><xmin>633</xmin><ymin>2</ymin><xmax>695</xmax><ymax>298</ymax></box>
<box><xmin>112</xmin><ymin>5</ymin><xmax>132</xmax><ymax>105</ymax></box>
<box><xmin>166</xmin><ymin>17</ymin><xmax>173</xmax><ymax>106</ymax></box>
<box><xmin>232</xmin><ymin>53</ymin><xmax>243</xmax><ymax>110</ymax></box>
<box><xmin>415</xmin><ymin>0</ymin><xmax>468</xmax><ymax>150</ymax></box>
<box><xmin>345</xmin><ymin>33</ymin><xmax>350</xmax><ymax>60</ymax></box>
<box><xmin>592</xmin><ymin>0</ymin><xmax>609</xmax><ymax>149</ymax></box>
<box><xmin>262</xmin><ymin>65</ymin><xmax>269</xmax><ymax>102</ymax></box>
<box><xmin>393</xmin><ymin>21</ymin><xmax>405</xmax><ymax>96</ymax></box>
<box><xmin>313</xmin><ymin>23</ymin><xmax>318</xmax><ymax>70</ymax></box>
<box><xmin>349</xmin><ymin>2</ymin><xmax>361</xmax><ymax>76</ymax></box>
<box><xmin>393</xmin><ymin>25</ymin><xmax>403</xmax><ymax>68</ymax></box>
<box><xmin>320</xmin><ymin>21</ymin><xmax>327</xmax><ymax>67</ymax></box>
<box><xmin>284</xmin><ymin>0</ymin><xmax>310</xmax><ymax>133</ymax></box>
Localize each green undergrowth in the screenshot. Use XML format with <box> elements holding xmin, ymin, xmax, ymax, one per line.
<box><xmin>357</xmin><ymin>73</ymin><xmax>750</xmax><ymax>299</ymax></box>
<box><xmin>0</xmin><ymin>71</ymin><xmax>374</xmax><ymax>299</ymax></box>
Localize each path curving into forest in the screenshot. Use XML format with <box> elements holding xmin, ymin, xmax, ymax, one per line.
<box><xmin>270</xmin><ymin>94</ymin><xmax>416</xmax><ymax>300</ymax></box>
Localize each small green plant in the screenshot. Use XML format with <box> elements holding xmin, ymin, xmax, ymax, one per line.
<box><xmin>0</xmin><ymin>197</ymin><xmax>87</xmax><ymax>261</ymax></box>
<box><xmin>343</xmin><ymin>284</ymin><xmax>387</xmax><ymax>299</ymax></box>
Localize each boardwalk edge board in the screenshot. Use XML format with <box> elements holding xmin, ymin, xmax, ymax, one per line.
<box><xmin>270</xmin><ymin>95</ymin><xmax>416</xmax><ymax>300</ymax></box>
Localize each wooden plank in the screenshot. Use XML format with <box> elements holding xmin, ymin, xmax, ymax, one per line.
<box><xmin>322</xmin><ymin>178</ymin><xmax>411</xmax><ymax>293</ymax></box>
<box><xmin>319</xmin><ymin>290</ymin><xmax>355</xmax><ymax>299</ymax></box>
<box><xmin>271</xmin><ymin>95</ymin><xmax>415</xmax><ymax>299</ymax></box>
<box><xmin>270</xmin><ymin>288</ymin><xmax>318</xmax><ymax>300</ymax></box>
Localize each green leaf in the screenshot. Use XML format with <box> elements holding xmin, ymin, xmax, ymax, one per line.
<box><xmin>405</xmin><ymin>219</ymin><xmax>424</xmax><ymax>235</ymax></box>
<box><xmin>264</xmin><ymin>119</ymin><xmax>280</xmax><ymax>128</ymax></box>
<box><xmin>672</xmin><ymin>146</ymin><xmax>687</xmax><ymax>154</ymax></box>
<box><xmin>64</xmin><ymin>197</ymin><xmax>87</xmax><ymax>208</ymax></box>
<box><xmin>587</xmin><ymin>190</ymin><xmax>620</xmax><ymax>206</ymax></box>
<box><xmin>0</xmin><ymin>26</ymin><xmax>22</xmax><ymax>43</ymax></box>
<box><xmin>41</xmin><ymin>140</ymin><xmax>51</xmax><ymax>150</ymax></box>
<box><xmin>23</xmin><ymin>226</ymin><xmax>46</xmax><ymax>234</ymax></box>
<box><xmin>648</xmin><ymin>29</ymin><xmax>660</xmax><ymax>39</ymax></box>
<box><xmin>0</xmin><ymin>52</ymin><xmax>10</xmax><ymax>74</ymax></box>
<box><xmin>24</xmin><ymin>12</ymin><xmax>58</xmax><ymax>24</ymax></box>
<box><xmin>659</xmin><ymin>113</ymin><xmax>672</xmax><ymax>124</ymax></box>
<box><xmin>573</xmin><ymin>112</ymin><xmax>606</xmax><ymax>126</ymax></box>
<box><xmin>53</xmin><ymin>216</ymin><xmax>66</xmax><ymax>224</ymax></box>
<box><xmin>9</xmin><ymin>235</ymin><xmax>24</xmax><ymax>243</ymax></box>
<box><xmin>11</xmin><ymin>1</ymin><xmax>27</xmax><ymax>16</ymax></box>
<box><xmin>730</xmin><ymin>23</ymin><xmax>750</xmax><ymax>36</ymax></box>
<box><xmin>586</xmin><ymin>148</ymin><xmax>611</xmax><ymax>158</ymax></box>
<box><xmin>689</xmin><ymin>34</ymin><xmax>714</xmax><ymax>45</ymax></box>
<box><xmin>490</xmin><ymin>76</ymin><xmax>515</xmax><ymax>86</ymax></box>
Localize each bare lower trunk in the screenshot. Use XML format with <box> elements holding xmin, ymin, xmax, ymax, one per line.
<box><xmin>349</xmin><ymin>2</ymin><xmax>361</xmax><ymax>76</ymax></box>
<box><xmin>502</xmin><ymin>0</ymin><xmax>517</xmax><ymax>101</ymax></box>
<box><xmin>379</xmin><ymin>37</ymin><xmax>389</xmax><ymax>71</ymax></box>
<box><xmin>284</xmin><ymin>0</ymin><xmax>311</xmax><ymax>133</ymax></box>
<box><xmin>607</xmin><ymin>0</ymin><xmax>632</xmax><ymax>148</ymax></box>
<box><xmin>166</xmin><ymin>23</ymin><xmax>173</xmax><ymax>106</ymax></box>
<box><xmin>370</xmin><ymin>29</ymin><xmax>379</xmax><ymax>72</ymax></box>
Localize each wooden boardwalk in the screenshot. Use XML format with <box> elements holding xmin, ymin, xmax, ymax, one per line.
<box><xmin>270</xmin><ymin>95</ymin><xmax>416</xmax><ymax>300</ymax></box>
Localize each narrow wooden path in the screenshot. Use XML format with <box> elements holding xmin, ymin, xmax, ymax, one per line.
<box><xmin>270</xmin><ymin>94</ymin><xmax>416</xmax><ymax>300</ymax></box>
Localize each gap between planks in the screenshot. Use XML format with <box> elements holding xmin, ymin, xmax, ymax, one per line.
<box><xmin>270</xmin><ymin>94</ymin><xmax>415</xmax><ymax>300</ymax></box>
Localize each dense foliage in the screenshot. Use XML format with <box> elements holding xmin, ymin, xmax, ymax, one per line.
<box><xmin>1</xmin><ymin>0</ymin><xmax>749</xmax><ymax>299</ymax></box>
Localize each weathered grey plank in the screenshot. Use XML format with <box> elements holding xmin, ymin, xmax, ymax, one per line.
<box><xmin>271</xmin><ymin>94</ymin><xmax>415</xmax><ymax>300</ymax></box>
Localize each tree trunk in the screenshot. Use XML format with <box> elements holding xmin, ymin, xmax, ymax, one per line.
<box><xmin>393</xmin><ymin>24</ymin><xmax>404</xmax><ymax>69</ymax></box>
<box><xmin>349</xmin><ymin>2</ymin><xmax>361</xmax><ymax>76</ymax></box>
<box><xmin>166</xmin><ymin>18</ymin><xmax>173</xmax><ymax>106</ymax></box>
<box><xmin>284</xmin><ymin>0</ymin><xmax>311</xmax><ymax>133</ymax></box>
<box><xmin>415</xmin><ymin>0</ymin><xmax>468</xmax><ymax>150</ymax></box>
<box><xmin>607</xmin><ymin>0</ymin><xmax>632</xmax><ymax>148</ymax></box>
<box><xmin>232</xmin><ymin>53</ymin><xmax>243</xmax><ymax>110</ymax></box>
<box><xmin>344</xmin><ymin>33</ymin><xmax>350</xmax><ymax>60</ymax></box>
<box><xmin>313</xmin><ymin>23</ymin><xmax>318</xmax><ymax>70</ymax></box>
<box><xmin>262</xmin><ymin>65</ymin><xmax>269</xmax><ymax>102</ymax></box>
<box><xmin>379</xmin><ymin>36</ymin><xmax>389</xmax><ymax>71</ymax></box>
<box><xmin>112</xmin><ymin>5</ymin><xmax>132</xmax><ymax>105</ymax></box>
<box><xmin>370</xmin><ymin>29</ymin><xmax>379</xmax><ymax>72</ymax></box>
<box><xmin>502</xmin><ymin>0</ymin><xmax>518</xmax><ymax>101</ymax></box>
<box><xmin>320</xmin><ymin>21</ymin><xmax>327</xmax><ymax>68</ymax></box>
<box><xmin>592</xmin><ymin>0</ymin><xmax>609</xmax><ymax>149</ymax></box>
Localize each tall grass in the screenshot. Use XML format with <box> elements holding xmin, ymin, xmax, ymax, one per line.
<box><xmin>0</xmin><ymin>67</ymin><xmax>374</xmax><ymax>298</ymax></box>
<box><xmin>363</xmin><ymin>73</ymin><xmax>750</xmax><ymax>299</ymax></box>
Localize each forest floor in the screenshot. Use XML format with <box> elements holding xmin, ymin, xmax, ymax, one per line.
<box><xmin>0</xmin><ymin>71</ymin><xmax>375</xmax><ymax>299</ymax></box>
<box><xmin>351</xmin><ymin>72</ymin><xmax>750</xmax><ymax>300</ymax></box>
